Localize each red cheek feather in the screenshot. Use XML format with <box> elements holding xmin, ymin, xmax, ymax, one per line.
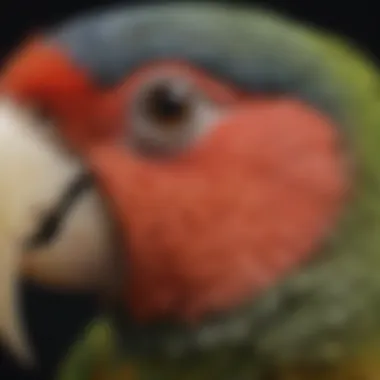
<box><xmin>88</xmin><ymin>98</ymin><xmax>349</xmax><ymax>323</ymax></box>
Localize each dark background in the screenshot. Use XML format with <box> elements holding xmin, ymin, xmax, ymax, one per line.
<box><xmin>0</xmin><ymin>1</ymin><xmax>378</xmax><ymax>379</ymax></box>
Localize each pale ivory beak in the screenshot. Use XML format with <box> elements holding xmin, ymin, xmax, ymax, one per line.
<box><xmin>0</xmin><ymin>98</ymin><xmax>114</xmax><ymax>366</ymax></box>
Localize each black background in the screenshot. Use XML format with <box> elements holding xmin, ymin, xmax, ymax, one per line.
<box><xmin>0</xmin><ymin>1</ymin><xmax>378</xmax><ymax>379</ymax></box>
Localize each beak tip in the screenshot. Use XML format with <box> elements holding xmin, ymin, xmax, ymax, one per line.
<box><xmin>1</xmin><ymin>325</ymin><xmax>37</xmax><ymax>369</ymax></box>
<box><xmin>0</xmin><ymin>242</ymin><xmax>37</xmax><ymax>368</ymax></box>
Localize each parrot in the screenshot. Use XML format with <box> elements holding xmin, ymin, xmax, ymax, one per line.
<box><xmin>1</xmin><ymin>1</ymin><xmax>380</xmax><ymax>379</ymax></box>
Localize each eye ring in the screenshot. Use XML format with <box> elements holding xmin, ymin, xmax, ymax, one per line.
<box><xmin>129</xmin><ymin>74</ymin><xmax>221</xmax><ymax>156</ymax></box>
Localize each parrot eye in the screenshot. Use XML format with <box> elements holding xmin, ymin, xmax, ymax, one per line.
<box><xmin>143</xmin><ymin>82</ymin><xmax>191</xmax><ymax>128</ymax></box>
<box><xmin>130</xmin><ymin>75</ymin><xmax>221</xmax><ymax>156</ymax></box>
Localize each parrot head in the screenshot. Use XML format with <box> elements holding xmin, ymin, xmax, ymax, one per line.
<box><xmin>1</xmin><ymin>1</ymin><xmax>374</xmax><ymax>368</ymax></box>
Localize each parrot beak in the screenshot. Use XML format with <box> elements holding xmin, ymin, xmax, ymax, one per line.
<box><xmin>0</xmin><ymin>97</ymin><xmax>116</xmax><ymax>365</ymax></box>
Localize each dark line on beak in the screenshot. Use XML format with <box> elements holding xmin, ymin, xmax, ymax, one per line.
<box><xmin>25</xmin><ymin>173</ymin><xmax>93</xmax><ymax>250</ymax></box>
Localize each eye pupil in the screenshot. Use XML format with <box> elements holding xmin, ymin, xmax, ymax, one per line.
<box><xmin>144</xmin><ymin>83</ymin><xmax>189</xmax><ymax>126</ymax></box>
